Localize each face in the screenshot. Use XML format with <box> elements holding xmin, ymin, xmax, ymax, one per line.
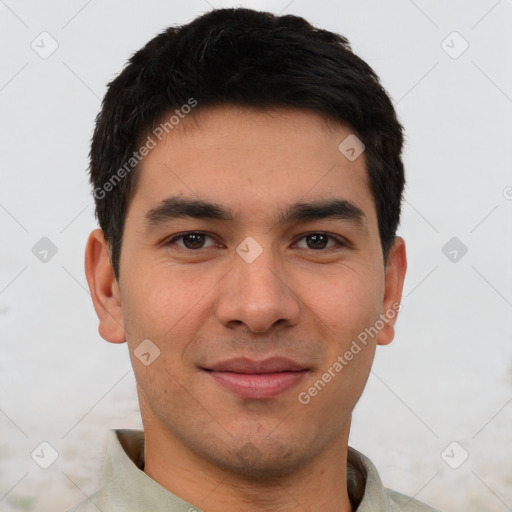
<box><xmin>86</xmin><ymin>105</ymin><xmax>406</xmax><ymax>478</ymax></box>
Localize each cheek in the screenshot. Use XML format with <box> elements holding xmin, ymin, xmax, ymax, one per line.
<box><xmin>119</xmin><ymin>262</ymin><xmax>218</xmax><ymax>397</ymax></box>
<box><xmin>295</xmin><ymin>265</ymin><xmax>382</xmax><ymax>403</ymax></box>
<box><xmin>296</xmin><ymin>275</ymin><xmax>380</xmax><ymax>423</ymax></box>
<box><xmin>298</xmin><ymin>264</ymin><xmax>383</xmax><ymax>338</ymax></box>
<box><xmin>120</xmin><ymin>261</ymin><xmax>212</xmax><ymax>342</ymax></box>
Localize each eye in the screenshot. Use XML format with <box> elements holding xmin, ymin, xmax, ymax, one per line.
<box><xmin>295</xmin><ymin>233</ymin><xmax>342</xmax><ymax>250</ymax></box>
<box><xmin>167</xmin><ymin>232</ymin><xmax>218</xmax><ymax>250</ymax></box>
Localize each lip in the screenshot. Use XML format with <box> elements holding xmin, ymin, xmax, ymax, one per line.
<box><xmin>203</xmin><ymin>357</ymin><xmax>309</xmax><ymax>400</ymax></box>
<box><xmin>206</xmin><ymin>357</ymin><xmax>307</xmax><ymax>374</ymax></box>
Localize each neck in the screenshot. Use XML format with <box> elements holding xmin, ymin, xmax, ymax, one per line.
<box><xmin>143</xmin><ymin>421</ymin><xmax>353</xmax><ymax>512</ymax></box>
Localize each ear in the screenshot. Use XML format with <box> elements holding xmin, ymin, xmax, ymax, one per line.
<box><xmin>376</xmin><ymin>237</ymin><xmax>407</xmax><ymax>346</ymax></box>
<box><xmin>84</xmin><ymin>228</ymin><xmax>126</xmax><ymax>343</ymax></box>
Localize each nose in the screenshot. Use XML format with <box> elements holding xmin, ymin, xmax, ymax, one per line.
<box><xmin>215</xmin><ymin>244</ymin><xmax>301</xmax><ymax>334</ymax></box>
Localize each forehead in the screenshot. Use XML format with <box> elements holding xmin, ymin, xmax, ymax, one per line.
<box><xmin>128</xmin><ymin>105</ymin><xmax>376</xmax><ymax>227</ymax></box>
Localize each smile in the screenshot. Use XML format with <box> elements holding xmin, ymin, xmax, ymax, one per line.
<box><xmin>202</xmin><ymin>357</ymin><xmax>310</xmax><ymax>399</ymax></box>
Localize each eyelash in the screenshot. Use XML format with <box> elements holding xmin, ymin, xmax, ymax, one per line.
<box><xmin>165</xmin><ymin>231</ymin><xmax>346</xmax><ymax>251</ymax></box>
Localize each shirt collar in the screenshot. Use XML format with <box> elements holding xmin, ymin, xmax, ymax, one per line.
<box><xmin>97</xmin><ymin>429</ymin><xmax>197</xmax><ymax>511</ymax></box>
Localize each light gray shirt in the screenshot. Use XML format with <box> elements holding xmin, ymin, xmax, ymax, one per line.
<box><xmin>69</xmin><ymin>430</ymin><xmax>440</xmax><ymax>511</ymax></box>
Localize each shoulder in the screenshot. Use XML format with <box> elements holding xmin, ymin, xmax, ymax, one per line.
<box><xmin>347</xmin><ymin>446</ymin><xmax>441</xmax><ymax>512</ymax></box>
<box><xmin>384</xmin><ymin>488</ymin><xmax>442</xmax><ymax>511</ymax></box>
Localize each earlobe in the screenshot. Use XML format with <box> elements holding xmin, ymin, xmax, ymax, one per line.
<box><xmin>377</xmin><ymin>237</ymin><xmax>407</xmax><ymax>346</ymax></box>
<box><xmin>84</xmin><ymin>229</ymin><xmax>126</xmax><ymax>344</ymax></box>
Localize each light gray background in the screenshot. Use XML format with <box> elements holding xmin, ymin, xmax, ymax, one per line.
<box><xmin>1</xmin><ymin>1</ymin><xmax>511</xmax><ymax>511</ymax></box>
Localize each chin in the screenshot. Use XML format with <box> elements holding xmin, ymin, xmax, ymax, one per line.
<box><xmin>198</xmin><ymin>435</ymin><xmax>314</xmax><ymax>480</ymax></box>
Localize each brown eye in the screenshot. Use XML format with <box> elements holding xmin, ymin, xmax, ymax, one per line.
<box><xmin>168</xmin><ymin>232</ymin><xmax>217</xmax><ymax>250</ymax></box>
<box><xmin>182</xmin><ymin>233</ymin><xmax>206</xmax><ymax>249</ymax></box>
<box><xmin>296</xmin><ymin>233</ymin><xmax>340</xmax><ymax>250</ymax></box>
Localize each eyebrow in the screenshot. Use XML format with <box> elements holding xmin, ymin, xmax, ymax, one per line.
<box><xmin>144</xmin><ymin>197</ymin><xmax>365</xmax><ymax>230</ymax></box>
<box><xmin>278</xmin><ymin>199</ymin><xmax>365</xmax><ymax>225</ymax></box>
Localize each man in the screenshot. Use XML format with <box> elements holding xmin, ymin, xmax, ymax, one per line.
<box><xmin>75</xmin><ymin>7</ymin><xmax>440</xmax><ymax>512</ymax></box>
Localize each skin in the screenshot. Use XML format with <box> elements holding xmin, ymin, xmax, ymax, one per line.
<box><xmin>85</xmin><ymin>105</ymin><xmax>407</xmax><ymax>512</ymax></box>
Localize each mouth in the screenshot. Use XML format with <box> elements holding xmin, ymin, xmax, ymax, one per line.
<box><xmin>202</xmin><ymin>357</ymin><xmax>310</xmax><ymax>400</ymax></box>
